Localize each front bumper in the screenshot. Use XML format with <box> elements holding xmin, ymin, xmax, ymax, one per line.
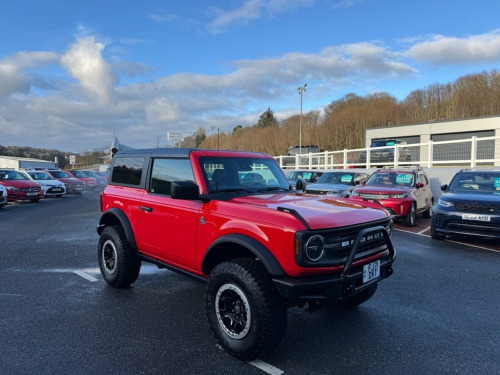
<box><xmin>433</xmin><ymin>210</ymin><xmax>500</xmax><ymax>239</ymax></box>
<box><xmin>272</xmin><ymin>226</ymin><xmax>396</xmax><ymax>308</ymax></box>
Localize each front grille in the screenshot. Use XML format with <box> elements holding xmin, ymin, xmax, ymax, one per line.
<box><xmin>359</xmin><ymin>193</ymin><xmax>390</xmax><ymax>199</ymax></box>
<box><xmin>21</xmin><ymin>187</ymin><xmax>41</xmax><ymax>192</ymax></box>
<box><xmin>454</xmin><ymin>202</ymin><xmax>500</xmax><ymax>213</ymax></box>
<box><xmin>446</xmin><ymin>220</ymin><xmax>500</xmax><ymax>236</ymax></box>
<box><xmin>307</xmin><ymin>190</ymin><xmax>341</xmax><ymax>195</ymax></box>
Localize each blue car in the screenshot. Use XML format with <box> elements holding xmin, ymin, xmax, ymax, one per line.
<box><xmin>431</xmin><ymin>169</ymin><xmax>500</xmax><ymax>240</ymax></box>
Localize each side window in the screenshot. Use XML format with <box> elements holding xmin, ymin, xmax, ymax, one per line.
<box><xmin>150</xmin><ymin>158</ymin><xmax>195</xmax><ymax>196</ymax></box>
<box><xmin>111</xmin><ymin>157</ymin><xmax>144</xmax><ymax>185</ymax></box>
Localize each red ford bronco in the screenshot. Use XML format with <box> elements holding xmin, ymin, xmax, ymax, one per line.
<box><xmin>97</xmin><ymin>148</ymin><xmax>396</xmax><ymax>360</ymax></box>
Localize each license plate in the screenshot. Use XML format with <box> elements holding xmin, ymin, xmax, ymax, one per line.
<box><xmin>462</xmin><ymin>214</ymin><xmax>490</xmax><ymax>221</ymax></box>
<box><xmin>27</xmin><ymin>192</ymin><xmax>38</xmax><ymax>196</ymax></box>
<box><xmin>363</xmin><ymin>260</ymin><xmax>380</xmax><ymax>283</ymax></box>
<box><xmin>52</xmin><ymin>188</ymin><xmax>62</xmax><ymax>192</ymax></box>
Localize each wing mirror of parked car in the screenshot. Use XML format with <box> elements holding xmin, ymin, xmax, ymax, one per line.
<box><xmin>416</xmin><ymin>182</ymin><xmax>424</xmax><ymax>189</ymax></box>
<box><xmin>171</xmin><ymin>181</ymin><xmax>210</xmax><ymax>202</ymax></box>
<box><xmin>295</xmin><ymin>179</ymin><xmax>306</xmax><ymax>192</ymax></box>
<box><xmin>440</xmin><ymin>184</ymin><xmax>448</xmax><ymax>191</ymax></box>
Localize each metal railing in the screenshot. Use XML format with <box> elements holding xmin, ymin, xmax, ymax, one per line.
<box><xmin>275</xmin><ymin>136</ymin><xmax>500</xmax><ymax>169</ymax></box>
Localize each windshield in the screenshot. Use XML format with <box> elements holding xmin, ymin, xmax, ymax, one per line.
<box><xmin>200</xmin><ymin>157</ymin><xmax>290</xmax><ymax>193</ymax></box>
<box><xmin>366</xmin><ymin>172</ymin><xmax>414</xmax><ymax>187</ymax></box>
<box><xmin>371</xmin><ymin>140</ymin><xmax>397</xmax><ymax>147</ymax></box>
<box><xmin>72</xmin><ymin>170</ymin><xmax>89</xmax><ymax>178</ymax></box>
<box><xmin>0</xmin><ymin>170</ymin><xmax>29</xmax><ymax>180</ymax></box>
<box><xmin>316</xmin><ymin>172</ymin><xmax>355</xmax><ymax>185</ymax></box>
<box><xmin>49</xmin><ymin>171</ymin><xmax>72</xmax><ymax>178</ymax></box>
<box><xmin>28</xmin><ymin>172</ymin><xmax>53</xmax><ymax>180</ymax></box>
<box><xmin>448</xmin><ymin>172</ymin><xmax>500</xmax><ymax>193</ymax></box>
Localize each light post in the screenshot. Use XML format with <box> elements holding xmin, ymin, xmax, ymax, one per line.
<box><xmin>297</xmin><ymin>83</ymin><xmax>307</xmax><ymax>154</ymax></box>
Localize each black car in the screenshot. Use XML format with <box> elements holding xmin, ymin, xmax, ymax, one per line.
<box><xmin>431</xmin><ymin>169</ymin><xmax>500</xmax><ymax>240</ymax></box>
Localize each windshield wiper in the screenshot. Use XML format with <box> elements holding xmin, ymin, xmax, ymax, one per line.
<box><xmin>216</xmin><ymin>188</ymin><xmax>254</xmax><ymax>193</ymax></box>
<box><xmin>256</xmin><ymin>187</ymin><xmax>291</xmax><ymax>192</ymax></box>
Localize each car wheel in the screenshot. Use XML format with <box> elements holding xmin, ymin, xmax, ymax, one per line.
<box><xmin>334</xmin><ymin>284</ymin><xmax>378</xmax><ymax>309</ymax></box>
<box><xmin>422</xmin><ymin>198</ymin><xmax>434</xmax><ymax>218</ymax></box>
<box><xmin>205</xmin><ymin>258</ymin><xmax>287</xmax><ymax>361</ymax></box>
<box><xmin>403</xmin><ymin>202</ymin><xmax>416</xmax><ymax>227</ymax></box>
<box><xmin>430</xmin><ymin>216</ymin><xmax>446</xmax><ymax>240</ymax></box>
<box><xmin>97</xmin><ymin>225</ymin><xmax>141</xmax><ymax>287</ymax></box>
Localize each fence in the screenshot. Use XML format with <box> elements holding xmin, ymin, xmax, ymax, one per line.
<box><xmin>275</xmin><ymin>136</ymin><xmax>500</xmax><ymax>169</ymax></box>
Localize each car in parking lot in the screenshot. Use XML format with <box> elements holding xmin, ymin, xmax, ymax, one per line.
<box><xmin>81</xmin><ymin>170</ymin><xmax>108</xmax><ymax>188</ymax></box>
<box><xmin>350</xmin><ymin>166</ymin><xmax>434</xmax><ymax>226</ymax></box>
<box><xmin>23</xmin><ymin>171</ymin><xmax>66</xmax><ymax>197</ymax></box>
<box><xmin>306</xmin><ymin>170</ymin><xmax>370</xmax><ymax>198</ymax></box>
<box><xmin>0</xmin><ymin>169</ymin><xmax>44</xmax><ymax>202</ymax></box>
<box><xmin>0</xmin><ymin>184</ymin><xmax>7</xmax><ymax>208</ymax></box>
<box><xmin>358</xmin><ymin>139</ymin><xmax>411</xmax><ymax>166</ymax></box>
<box><xmin>44</xmin><ymin>170</ymin><xmax>85</xmax><ymax>194</ymax></box>
<box><xmin>431</xmin><ymin>168</ymin><xmax>500</xmax><ymax>240</ymax></box>
<box><xmin>67</xmin><ymin>170</ymin><xmax>98</xmax><ymax>190</ymax></box>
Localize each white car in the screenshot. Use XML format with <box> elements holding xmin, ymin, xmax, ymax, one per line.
<box><xmin>23</xmin><ymin>171</ymin><xmax>66</xmax><ymax>197</ymax></box>
<box><xmin>0</xmin><ymin>184</ymin><xmax>7</xmax><ymax>208</ymax></box>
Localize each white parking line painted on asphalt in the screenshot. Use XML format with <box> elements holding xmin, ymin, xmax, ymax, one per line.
<box><xmin>73</xmin><ymin>270</ymin><xmax>99</xmax><ymax>282</ymax></box>
<box><xmin>417</xmin><ymin>226</ymin><xmax>430</xmax><ymax>234</ymax></box>
<box><xmin>249</xmin><ymin>360</ymin><xmax>284</xmax><ymax>375</ymax></box>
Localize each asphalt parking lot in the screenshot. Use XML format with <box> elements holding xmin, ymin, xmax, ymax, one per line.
<box><xmin>1</xmin><ymin>193</ymin><xmax>499</xmax><ymax>375</ymax></box>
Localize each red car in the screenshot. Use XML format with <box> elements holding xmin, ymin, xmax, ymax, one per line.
<box><xmin>350</xmin><ymin>166</ymin><xmax>434</xmax><ymax>226</ymax></box>
<box><xmin>0</xmin><ymin>169</ymin><xmax>44</xmax><ymax>202</ymax></box>
<box><xmin>44</xmin><ymin>170</ymin><xmax>85</xmax><ymax>194</ymax></box>
<box><xmin>66</xmin><ymin>170</ymin><xmax>97</xmax><ymax>190</ymax></box>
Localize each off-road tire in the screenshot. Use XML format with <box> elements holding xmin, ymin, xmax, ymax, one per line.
<box><xmin>205</xmin><ymin>258</ymin><xmax>287</xmax><ymax>361</ymax></box>
<box><xmin>335</xmin><ymin>284</ymin><xmax>378</xmax><ymax>309</ymax></box>
<box><xmin>403</xmin><ymin>202</ymin><xmax>416</xmax><ymax>227</ymax></box>
<box><xmin>422</xmin><ymin>198</ymin><xmax>434</xmax><ymax>219</ymax></box>
<box><xmin>97</xmin><ymin>225</ymin><xmax>141</xmax><ymax>287</ymax></box>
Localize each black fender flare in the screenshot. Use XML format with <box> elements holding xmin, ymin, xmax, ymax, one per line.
<box><xmin>97</xmin><ymin>208</ymin><xmax>138</xmax><ymax>251</ymax></box>
<box><xmin>202</xmin><ymin>233</ymin><xmax>286</xmax><ymax>276</ymax></box>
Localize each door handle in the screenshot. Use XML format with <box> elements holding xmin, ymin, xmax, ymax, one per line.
<box><xmin>140</xmin><ymin>206</ymin><xmax>153</xmax><ymax>212</ymax></box>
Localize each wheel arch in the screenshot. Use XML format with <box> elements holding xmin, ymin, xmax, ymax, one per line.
<box><xmin>97</xmin><ymin>208</ymin><xmax>138</xmax><ymax>251</ymax></box>
<box><xmin>202</xmin><ymin>234</ymin><xmax>286</xmax><ymax>277</ymax></box>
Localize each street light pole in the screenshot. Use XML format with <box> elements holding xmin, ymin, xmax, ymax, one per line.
<box><xmin>297</xmin><ymin>83</ymin><xmax>307</xmax><ymax>154</ymax></box>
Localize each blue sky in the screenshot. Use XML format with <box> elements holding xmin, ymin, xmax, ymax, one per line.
<box><xmin>1</xmin><ymin>0</ymin><xmax>500</xmax><ymax>152</ymax></box>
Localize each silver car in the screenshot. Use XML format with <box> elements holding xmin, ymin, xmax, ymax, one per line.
<box><xmin>306</xmin><ymin>170</ymin><xmax>370</xmax><ymax>198</ymax></box>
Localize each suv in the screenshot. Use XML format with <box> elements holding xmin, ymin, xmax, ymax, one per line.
<box><xmin>358</xmin><ymin>139</ymin><xmax>411</xmax><ymax>165</ymax></box>
<box><xmin>282</xmin><ymin>145</ymin><xmax>321</xmax><ymax>167</ymax></box>
<box><xmin>350</xmin><ymin>166</ymin><xmax>434</xmax><ymax>227</ymax></box>
<box><xmin>97</xmin><ymin>148</ymin><xmax>396</xmax><ymax>360</ymax></box>
<box><xmin>431</xmin><ymin>169</ymin><xmax>500</xmax><ymax>240</ymax></box>
<box><xmin>306</xmin><ymin>170</ymin><xmax>370</xmax><ymax>198</ymax></box>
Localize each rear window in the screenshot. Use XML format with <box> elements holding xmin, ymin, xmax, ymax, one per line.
<box><xmin>111</xmin><ymin>156</ymin><xmax>144</xmax><ymax>186</ymax></box>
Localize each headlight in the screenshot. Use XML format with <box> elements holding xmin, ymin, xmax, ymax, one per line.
<box><xmin>390</xmin><ymin>193</ymin><xmax>408</xmax><ymax>198</ymax></box>
<box><xmin>438</xmin><ymin>198</ymin><xmax>454</xmax><ymax>207</ymax></box>
<box><xmin>351</xmin><ymin>191</ymin><xmax>360</xmax><ymax>196</ymax></box>
<box><xmin>6</xmin><ymin>186</ymin><xmax>19</xmax><ymax>192</ymax></box>
<box><xmin>305</xmin><ymin>235</ymin><xmax>326</xmax><ymax>262</ymax></box>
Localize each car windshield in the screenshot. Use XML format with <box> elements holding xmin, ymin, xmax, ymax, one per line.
<box><xmin>371</xmin><ymin>140</ymin><xmax>397</xmax><ymax>147</ymax></box>
<box><xmin>49</xmin><ymin>171</ymin><xmax>72</xmax><ymax>178</ymax></box>
<box><xmin>315</xmin><ymin>172</ymin><xmax>355</xmax><ymax>185</ymax></box>
<box><xmin>366</xmin><ymin>172</ymin><xmax>414</xmax><ymax>187</ymax></box>
<box><xmin>28</xmin><ymin>172</ymin><xmax>53</xmax><ymax>180</ymax></box>
<box><xmin>200</xmin><ymin>157</ymin><xmax>290</xmax><ymax>193</ymax></box>
<box><xmin>0</xmin><ymin>170</ymin><xmax>29</xmax><ymax>180</ymax></box>
<box><xmin>72</xmin><ymin>170</ymin><xmax>89</xmax><ymax>178</ymax></box>
<box><xmin>448</xmin><ymin>172</ymin><xmax>500</xmax><ymax>193</ymax></box>
<box><xmin>286</xmin><ymin>171</ymin><xmax>313</xmax><ymax>182</ymax></box>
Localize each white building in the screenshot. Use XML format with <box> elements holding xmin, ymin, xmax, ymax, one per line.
<box><xmin>0</xmin><ymin>156</ymin><xmax>58</xmax><ymax>170</ymax></box>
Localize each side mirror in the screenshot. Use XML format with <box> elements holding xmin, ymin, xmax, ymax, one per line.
<box><xmin>295</xmin><ymin>179</ymin><xmax>306</xmax><ymax>192</ymax></box>
<box><xmin>416</xmin><ymin>182</ymin><xmax>424</xmax><ymax>189</ymax></box>
<box><xmin>440</xmin><ymin>184</ymin><xmax>448</xmax><ymax>191</ymax></box>
<box><xmin>362</xmin><ymin>180</ymin><xmax>367</xmax><ymax>185</ymax></box>
<box><xmin>171</xmin><ymin>181</ymin><xmax>202</xmax><ymax>200</ymax></box>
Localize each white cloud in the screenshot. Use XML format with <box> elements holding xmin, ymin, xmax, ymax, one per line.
<box><xmin>406</xmin><ymin>30</ymin><xmax>500</xmax><ymax>65</ymax></box>
<box><xmin>60</xmin><ymin>36</ymin><xmax>116</xmax><ymax>103</ymax></box>
<box><xmin>207</xmin><ymin>0</ymin><xmax>315</xmax><ymax>34</ymax></box>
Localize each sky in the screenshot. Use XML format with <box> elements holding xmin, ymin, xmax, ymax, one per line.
<box><xmin>1</xmin><ymin>0</ymin><xmax>500</xmax><ymax>153</ymax></box>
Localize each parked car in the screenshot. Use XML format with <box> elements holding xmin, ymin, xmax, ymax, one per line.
<box><xmin>285</xmin><ymin>169</ymin><xmax>325</xmax><ymax>185</ymax></box>
<box><xmin>23</xmin><ymin>171</ymin><xmax>66</xmax><ymax>197</ymax></box>
<box><xmin>358</xmin><ymin>139</ymin><xmax>411</xmax><ymax>165</ymax></box>
<box><xmin>0</xmin><ymin>169</ymin><xmax>44</xmax><ymax>202</ymax></box>
<box><xmin>282</xmin><ymin>145</ymin><xmax>322</xmax><ymax>166</ymax></box>
<box><xmin>67</xmin><ymin>170</ymin><xmax>97</xmax><ymax>190</ymax></box>
<box><xmin>0</xmin><ymin>184</ymin><xmax>7</xmax><ymax>208</ymax></box>
<box><xmin>350</xmin><ymin>166</ymin><xmax>434</xmax><ymax>226</ymax></box>
<box><xmin>81</xmin><ymin>170</ymin><xmax>107</xmax><ymax>187</ymax></box>
<box><xmin>306</xmin><ymin>170</ymin><xmax>370</xmax><ymax>198</ymax></box>
<box><xmin>431</xmin><ymin>169</ymin><xmax>500</xmax><ymax>240</ymax></box>
<box><xmin>44</xmin><ymin>170</ymin><xmax>85</xmax><ymax>194</ymax></box>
